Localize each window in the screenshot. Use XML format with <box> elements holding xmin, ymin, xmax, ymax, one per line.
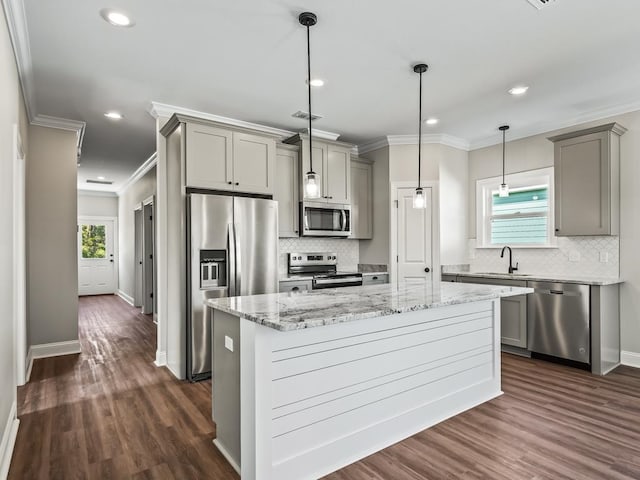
<box><xmin>81</xmin><ymin>224</ymin><xmax>107</xmax><ymax>258</ymax></box>
<box><xmin>476</xmin><ymin>167</ymin><xmax>555</xmax><ymax>248</ymax></box>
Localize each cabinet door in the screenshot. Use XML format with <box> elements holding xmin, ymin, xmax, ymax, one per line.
<box><xmin>500</xmin><ymin>294</ymin><xmax>527</xmax><ymax>348</ymax></box>
<box><xmin>279</xmin><ymin>280</ymin><xmax>311</xmax><ymax>293</ymax></box>
<box><xmin>350</xmin><ymin>160</ymin><xmax>372</xmax><ymax>239</ymax></box>
<box><xmin>554</xmin><ymin>131</ymin><xmax>610</xmax><ymax>235</ymax></box>
<box><xmin>185</xmin><ymin>123</ymin><xmax>233</xmax><ymax>190</ymax></box>
<box><xmin>275</xmin><ymin>148</ymin><xmax>299</xmax><ymax>237</ymax></box>
<box><xmin>300</xmin><ymin>141</ymin><xmax>327</xmax><ymax>201</ymax></box>
<box><xmin>233</xmin><ymin>133</ymin><xmax>275</xmax><ymax>195</ymax></box>
<box><xmin>325</xmin><ymin>146</ymin><xmax>351</xmax><ymax>204</ymax></box>
<box><xmin>362</xmin><ymin>274</ymin><xmax>389</xmax><ymax>285</ymax></box>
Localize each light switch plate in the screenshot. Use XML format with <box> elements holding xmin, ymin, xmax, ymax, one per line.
<box><xmin>569</xmin><ymin>251</ymin><xmax>581</xmax><ymax>262</ymax></box>
<box><xmin>224</xmin><ymin>335</ymin><xmax>234</xmax><ymax>352</ymax></box>
<box><xmin>599</xmin><ymin>251</ymin><xmax>609</xmax><ymax>263</ymax></box>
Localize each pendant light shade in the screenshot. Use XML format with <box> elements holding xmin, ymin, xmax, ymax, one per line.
<box><xmin>499</xmin><ymin>125</ymin><xmax>510</xmax><ymax>198</ymax></box>
<box><xmin>412</xmin><ymin>63</ymin><xmax>429</xmax><ymax>209</ymax></box>
<box><xmin>299</xmin><ymin>12</ymin><xmax>321</xmax><ymax>199</ymax></box>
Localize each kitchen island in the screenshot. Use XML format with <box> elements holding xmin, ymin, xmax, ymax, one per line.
<box><xmin>206</xmin><ymin>282</ymin><xmax>532</xmax><ymax>480</ymax></box>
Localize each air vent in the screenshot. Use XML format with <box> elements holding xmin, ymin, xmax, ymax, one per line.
<box><xmin>526</xmin><ymin>0</ymin><xmax>556</xmax><ymax>9</ymax></box>
<box><xmin>292</xmin><ymin>110</ymin><xmax>323</xmax><ymax>121</ymax></box>
<box><xmin>86</xmin><ymin>179</ymin><xmax>113</xmax><ymax>185</ymax></box>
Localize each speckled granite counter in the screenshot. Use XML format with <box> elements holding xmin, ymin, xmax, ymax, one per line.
<box><xmin>206</xmin><ymin>282</ymin><xmax>532</xmax><ymax>331</ymax></box>
<box><xmin>451</xmin><ymin>271</ymin><xmax>622</xmax><ymax>286</ymax></box>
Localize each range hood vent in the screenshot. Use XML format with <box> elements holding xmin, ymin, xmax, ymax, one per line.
<box><xmin>292</xmin><ymin>110</ymin><xmax>323</xmax><ymax>121</ymax></box>
<box><xmin>86</xmin><ymin>179</ymin><xmax>113</xmax><ymax>185</ymax></box>
<box><xmin>525</xmin><ymin>0</ymin><xmax>556</xmax><ymax>9</ymax></box>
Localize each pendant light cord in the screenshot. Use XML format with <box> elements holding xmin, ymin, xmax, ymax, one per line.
<box><xmin>418</xmin><ymin>70</ymin><xmax>422</xmax><ymax>190</ymax></box>
<box><xmin>306</xmin><ymin>24</ymin><xmax>313</xmax><ymax>173</ymax></box>
<box><xmin>502</xmin><ymin>128</ymin><xmax>506</xmax><ymax>185</ymax></box>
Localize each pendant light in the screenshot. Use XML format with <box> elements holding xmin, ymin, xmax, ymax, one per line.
<box><xmin>299</xmin><ymin>12</ymin><xmax>321</xmax><ymax>199</ymax></box>
<box><xmin>498</xmin><ymin>125</ymin><xmax>510</xmax><ymax>197</ymax></box>
<box><xmin>412</xmin><ymin>63</ymin><xmax>428</xmax><ymax>209</ymax></box>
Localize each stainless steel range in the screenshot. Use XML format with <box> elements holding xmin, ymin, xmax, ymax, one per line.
<box><xmin>288</xmin><ymin>252</ymin><xmax>362</xmax><ymax>289</ymax></box>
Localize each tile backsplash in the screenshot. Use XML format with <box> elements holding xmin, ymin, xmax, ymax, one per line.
<box><xmin>279</xmin><ymin>238</ymin><xmax>360</xmax><ymax>274</ymax></box>
<box><xmin>468</xmin><ymin>236</ymin><xmax>620</xmax><ymax>278</ymax></box>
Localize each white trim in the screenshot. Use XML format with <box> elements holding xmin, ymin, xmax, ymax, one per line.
<box><xmin>149</xmin><ymin>101</ymin><xmax>294</xmax><ymax>139</ymax></box>
<box><xmin>621</xmin><ymin>351</ymin><xmax>640</xmax><ymax>369</ymax></box>
<box><xmin>357</xmin><ymin>134</ymin><xmax>470</xmax><ymax>156</ymax></box>
<box><xmin>77</xmin><ymin>189</ymin><xmax>117</xmax><ymax>198</ymax></box>
<box><xmin>116</xmin><ymin>289</ymin><xmax>135</xmax><ymax>306</ymax></box>
<box><xmin>29</xmin><ymin>340</ymin><xmax>82</xmax><ymax>360</ymax></box>
<box><xmin>213</xmin><ymin>439</ymin><xmax>241</xmax><ymax>474</ymax></box>
<box><xmin>154</xmin><ymin>350</ymin><xmax>167</xmax><ymax>367</ymax></box>
<box><xmin>117</xmin><ymin>152</ymin><xmax>158</xmax><ymax>196</ymax></box>
<box><xmin>0</xmin><ymin>401</ymin><xmax>19</xmax><ymax>480</ymax></box>
<box><xmin>389</xmin><ymin>181</ymin><xmax>440</xmax><ymax>286</ymax></box>
<box><xmin>31</xmin><ymin>115</ymin><xmax>86</xmax><ymax>159</ymax></box>
<box><xmin>2</xmin><ymin>0</ymin><xmax>35</xmax><ymax>120</ymax></box>
<box><xmin>78</xmin><ymin>215</ymin><xmax>119</xmax><ymax>296</ymax></box>
<box><xmin>142</xmin><ymin>195</ymin><xmax>154</xmax><ymax>206</ymax></box>
<box><xmin>25</xmin><ymin>348</ymin><xmax>33</xmax><ymax>383</ymax></box>
<box><xmin>296</xmin><ymin>127</ymin><xmax>340</xmax><ymax>141</ymax></box>
<box><xmin>469</xmin><ymin>99</ymin><xmax>640</xmax><ymax>150</ymax></box>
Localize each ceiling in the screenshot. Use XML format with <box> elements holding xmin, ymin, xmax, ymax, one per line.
<box><xmin>16</xmin><ymin>0</ymin><xmax>640</xmax><ymax>192</ymax></box>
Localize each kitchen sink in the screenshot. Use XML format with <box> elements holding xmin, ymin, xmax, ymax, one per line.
<box><xmin>473</xmin><ymin>272</ymin><xmax>532</xmax><ymax>277</ymax></box>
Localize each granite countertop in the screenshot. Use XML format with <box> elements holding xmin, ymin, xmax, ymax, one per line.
<box><xmin>206</xmin><ymin>282</ymin><xmax>532</xmax><ymax>331</ymax></box>
<box><xmin>452</xmin><ymin>271</ymin><xmax>622</xmax><ymax>286</ymax></box>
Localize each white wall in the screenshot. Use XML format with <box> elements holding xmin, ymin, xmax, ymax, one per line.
<box><xmin>468</xmin><ymin>110</ymin><xmax>640</xmax><ymax>357</ymax></box>
<box><xmin>78</xmin><ymin>192</ymin><xmax>118</xmax><ymax>217</ymax></box>
<box><xmin>0</xmin><ymin>4</ymin><xmax>28</xmax><ymax>474</ymax></box>
<box><xmin>438</xmin><ymin>146</ymin><xmax>468</xmax><ymax>265</ymax></box>
<box><xmin>117</xmin><ymin>167</ymin><xmax>156</xmax><ymax>300</ymax></box>
<box><xmin>26</xmin><ymin>125</ymin><xmax>79</xmax><ymax>346</ymax></box>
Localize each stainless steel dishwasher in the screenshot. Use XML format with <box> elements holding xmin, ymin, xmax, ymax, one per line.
<box><xmin>527</xmin><ymin>281</ymin><xmax>590</xmax><ymax>364</ymax></box>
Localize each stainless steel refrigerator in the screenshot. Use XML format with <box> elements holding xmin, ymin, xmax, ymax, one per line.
<box><xmin>187</xmin><ymin>193</ymin><xmax>278</xmax><ymax>381</ymax></box>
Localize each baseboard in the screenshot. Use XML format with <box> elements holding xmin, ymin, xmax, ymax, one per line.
<box><xmin>0</xmin><ymin>401</ymin><xmax>19</xmax><ymax>480</ymax></box>
<box><xmin>213</xmin><ymin>439</ymin><xmax>240</xmax><ymax>474</ymax></box>
<box><xmin>154</xmin><ymin>350</ymin><xmax>167</xmax><ymax>367</ymax></box>
<box><xmin>116</xmin><ymin>289</ymin><xmax>135</xmax><ymax>306</ymax></box>
<box><xmin>29</xmin><ymin>340</ymin><xmax>81</xmax><ymax>361</ymax></box>
<box><xmin>621</xmin><ymin>351</ymin><xmax>640</xmax><ymax>368</ymax></box>
<box><xmin>25</xmin><ymin>348</ymin><xmax>33</xmax><ymax>383</ymax></box>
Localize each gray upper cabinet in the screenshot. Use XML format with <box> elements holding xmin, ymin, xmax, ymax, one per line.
<box><xmin>350</xmin><ymin>157</ymin><xmax>373</xmax><ymax>239</ymax></box>
<box><xmin>275</xmin><ymin>144</ymin><xmax>300</xmax><ymax>238</ymax></box>
<box><xmin>549</xmin><ymin>123</ymin><xmax>626</xmax><ymax>236</ymax></box>
<box><xmin>178</xmin><ymin>116</ymin><xmax>276</xmax><ymax>195</ymax></box>
<box><xmin>285</xmin><ymin>134</ymin><xmax>353</xmax><ymax>204</ymax></box>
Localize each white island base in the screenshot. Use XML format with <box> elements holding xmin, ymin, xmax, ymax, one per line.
<box><xmin>210</xmin><ymin>293</ymin><xmax>507</xmax><ymax>480</ymax></box>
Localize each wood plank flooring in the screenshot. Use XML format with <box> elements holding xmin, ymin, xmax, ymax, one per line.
<box><xmin>10</xmin><ymin>294</ymin><xmax>640</xmax><ymax>479</ymax></box>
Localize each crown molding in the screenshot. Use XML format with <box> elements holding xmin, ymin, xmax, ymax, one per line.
<box><xmin>149</xmin><ymin>101</ymin><xmax>294</xmax><ymax>139</ymax></box>
<box><xmin>31</xmin><ymin>114</ymin><xmax>86</xmax><ymax>157</ymax></box>
<box><xmin>2</xmin><ymin>0</ymin><xmax>35</xmax><ymax>120</ymax></box>
<box><xmin>468</xmin><ymin>98</ymin><xmax>640</xmax><ymax>150</ymax></box>
<box><xmin>77</xmin><ymin>189</ymin><xmax>117</xmax><ymax>198</ymax></box>
<box><xmin>297</xmin><ymin>127</ymin><xmax>340</xmax><ymax>141</ymax></box>
<box><xmin>357</xmin><ymin>134</ymin><xmax>470</xmax><ymax>156</ymax></box>
<box><xmin>355</xmin><ymin>138</ymin><xmax>389</xmax><ymax>156</ymax></box>
<box><xmin>117</xmin><ymin>152</ymin><xmax>158</xmax><ymax>196</ymax></box>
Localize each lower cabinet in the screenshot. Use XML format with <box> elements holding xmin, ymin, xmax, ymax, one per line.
<box><xmin>457</xmin><ymin>276</ymin><xmax>528</xmax><ymax>348</ymax></box>
<box><xmin>362</xmin><ymin>273</ymin><xmax>389</xmax><ymax>285</ymax></box>
<box><xmin>279</xmin><ymin>279</ymin><xmax>312</xmax><ymax>293</ymax></box>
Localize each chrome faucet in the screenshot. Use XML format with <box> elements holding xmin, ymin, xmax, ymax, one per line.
<box><xmin>500</xmin><ymin>246</ymin><xmax>519</xmax><ymax>274</ymax></box>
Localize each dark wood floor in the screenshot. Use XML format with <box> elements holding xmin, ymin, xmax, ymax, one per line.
<box><xmin>10</xmin><ymin>295</ymin><xmax>640</xmax><ymax>479</ymax></box>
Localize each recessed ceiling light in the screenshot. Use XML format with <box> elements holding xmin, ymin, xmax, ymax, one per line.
<box><xmin>508</xmin><ymin>85</ymin><xmax>529</xmax><ymax>96</ymax></box>
<box><xmin>306</xmin><ymin>79</ymin><xmax>325</xmax><ymax>87</ymax></box>
<box><xmin>97</xmin><ymin>176</ymin><xmax>106</xmax><ymax>180</ymax></box>
<box><xmin>104</xmin><ymin>111</ymin><xmax>123</xmax><ymax>120</ymax></box>
<box><xmin>425</xmin><ymin>118</ymin><xmax>439</xmax><ymax>125</ymax></box>
<box><xmin>100</xmin><ymin>9</ymin><xmax>135</xmax><ymax>27</ymax></box>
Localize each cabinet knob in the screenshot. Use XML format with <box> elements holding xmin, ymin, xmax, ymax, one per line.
<box><xmin>292</xmin><ymin>286</ymin><xmax>299</xmax><ymax>291</ymax></box>
<box><xmin>555</xmin><ymin>228</ymin><xmax>559</xmax><ymax>232</ymax></box>
<box><xmin>424</xmin><ymin>267</ymin><xmax>430</xmax><ymax>273</ymax></box>
<box><xmin>235</xmin><ymin>182</ymin><xmax>239</xmax><ymax>186</ymax></box>
<box><xmin>372</xmin><ymin>276</ymin><xmax>378</xmax><ymax>280</ymax></box>
<box><xmin>228</xmin><ymin>181</ymin><xmax>232</xmax><ymax>185</ymax></box>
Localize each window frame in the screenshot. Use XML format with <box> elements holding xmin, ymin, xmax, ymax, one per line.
<box><xmin>476</xmin><ymin>167</ymin><xmax>556</xmax><ymax>249</ymax></box>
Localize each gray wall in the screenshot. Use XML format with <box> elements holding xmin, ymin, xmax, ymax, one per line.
<box><xmin>26</xmin><ymin>125</ymin><xmax>79</xmax><ymax>346</ymax></box>
<box><xmin>0</xmin><ymin>1</ymin><xmax>30</xmax><ymax>436</ymax></box>
<box><xmin>78</xmin><ymin>193</ymin><xmax>118</xmax><ymax>217</ymax></box>
<box><xmin>117</xmin><ymin>167</ymin><xmax>156</xmax><ymax>299</ymax></box>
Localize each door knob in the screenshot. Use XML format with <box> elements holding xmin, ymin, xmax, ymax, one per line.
<box><xmin>110</xmin><ymin>259</ymin><xmax>114</xmax><ymax>263</ymax></box>
<box><xmin>424</xmin><ymin>267</ymin><xmax>430</xmax><ymax>273</ymax></box>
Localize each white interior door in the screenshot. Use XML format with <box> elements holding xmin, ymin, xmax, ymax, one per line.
<box><xmin>78</xmin><ymin>217</ymin><xmax>116</xmax><ymax>295</ymax></box>
<box><xmin>396</xmin><ymin>186</ymin><xmax>434</xmax><ymax>285</ymax></box>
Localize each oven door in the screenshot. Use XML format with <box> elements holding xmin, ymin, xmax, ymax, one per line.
<box><xmin>301</xmin><ymin>202</ymin><xmax>351</xmax><ymax>237</ymax></box>
<box><xmin>312</xmin><ymin>276</ymin><xmax>363</xmax><ymax>290</ymax></box>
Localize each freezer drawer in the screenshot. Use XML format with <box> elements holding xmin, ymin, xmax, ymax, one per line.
<box><xmin>527</xmin><ymin>281</ymin><xmax>590</xmax><ymax>364</ymax></box>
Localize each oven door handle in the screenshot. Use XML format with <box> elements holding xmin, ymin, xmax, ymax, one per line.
<box><xmin>314</xmin><ymin>277</ymin><xmax>362</xmax><ymax>286</ymax></box>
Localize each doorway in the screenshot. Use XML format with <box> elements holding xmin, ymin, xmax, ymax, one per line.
<box><xmin>142</xmin><ymin>196</ymin><xmax>155</xmax><ymax>316</ymax></box>
<box><xmin>134</xmin><ymin>206</ymin><xmax>144</xmax><ymax>307</ymax></box>
<box><xmin>78</xmin><ymin>216</ymin><xmax>117</xmax><ymax>295</ymax></box>
<box><xmin>390</xmin><ymin>182</ymin><xmax>440</xmax><ymax>286</ymax></box>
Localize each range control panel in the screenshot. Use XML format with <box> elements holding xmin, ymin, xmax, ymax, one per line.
<box><xmin>288</xmin><ymin>252</ymin><xmax>338</xmax><ymax>267</ymax></box>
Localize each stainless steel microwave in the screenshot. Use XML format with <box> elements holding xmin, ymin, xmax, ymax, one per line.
<box><xmin>300</xmin><ymin>202</ymin><xmax>351</xmax><ymax>237</ymax></box>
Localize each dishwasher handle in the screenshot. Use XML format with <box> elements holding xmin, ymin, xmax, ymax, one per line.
<box><xmin>534</xmin><ymin>288</ymin><xmax>582</xmax><ymax>298</ymax></box>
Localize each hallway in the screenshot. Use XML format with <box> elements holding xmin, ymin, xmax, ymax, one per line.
<box><xmin>9</xmin><ymin>295</ymin><xmax>238</xmax><ymax>479</ymax></box>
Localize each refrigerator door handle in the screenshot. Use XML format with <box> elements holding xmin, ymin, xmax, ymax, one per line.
<box><xmin>235</xmin><ymin>223</ymin><xmax>242</xmax><ymax>296</ymax></box>
<box><xmin>228</xmin><ymin>223</ymin><xmax>236</xmax><ymax>296</ymax></box>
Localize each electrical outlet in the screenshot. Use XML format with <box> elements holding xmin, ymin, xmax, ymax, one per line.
<box><xmin>569</xmin><ymin>251</ymin><xmax>581</xmax><ymax>262</ymax></box>
<box><xmin>224</xmin><ymin>335</ymin><xmax>234</xmax><ymax>352</ymax></box>
<box><xmin>599</xmin><ymin>251</ymin><xmax>609</xmax><ymax>263</ymax></box>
